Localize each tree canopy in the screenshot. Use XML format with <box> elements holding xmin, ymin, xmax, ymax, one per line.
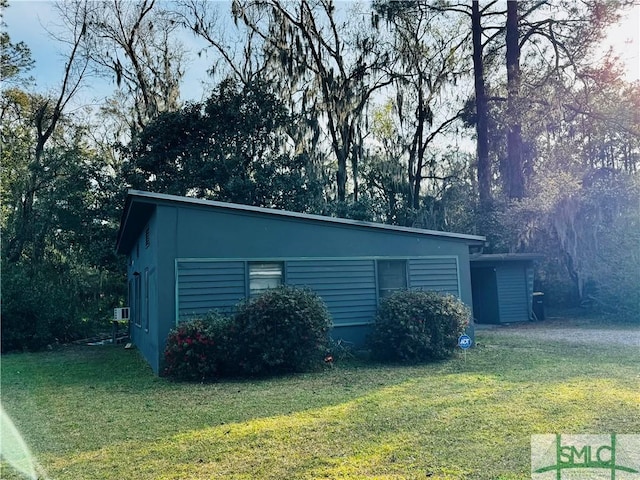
<box><xmin>2</xmin><ymin>0</ymin><xmax>639</xmax><ymax>350</ymax></box>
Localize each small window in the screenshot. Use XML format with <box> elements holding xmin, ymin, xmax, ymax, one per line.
<box><xmin>133</xmin><ymin>272</ymin><xmax>142</xmax><ymax>327</ymax></box>
<box><xmin>249</xmin><ymin>262</ymin><xmax>283</xmax><ymax>297</ymax></box>
<box><xmin>378</xmin><ymin>260</ymin><xmax>407</xmax><ymax>299</ymax></box>
<box><xmin>144</xmin><ymin>268</ymin><xmax>150</xmax><ymax>332</ymax></box>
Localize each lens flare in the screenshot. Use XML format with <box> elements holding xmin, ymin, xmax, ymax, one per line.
<box><xmin>0</xmin><ymin>404</ymin><xmax>47</xmax><ymax>480</ymax></box>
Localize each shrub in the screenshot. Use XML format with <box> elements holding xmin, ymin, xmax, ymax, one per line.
<box><xmin>163</xmin><ymin>312</ymin><xmax>231</xmax><ymax>380</ymax></box>
<box><xmin>231</xmin><ymin>286</ymin><xmax>332</xmax><ymax>376</ymax></box>
<box><xmin>369</xmin><ymin>290</ymin><xmax>470</xmax><ymax>363</ymax></box>
<box><xmin>1</xmin><ymin>260</ymin><xmax>94</xmax><ymax>352</ymax></box>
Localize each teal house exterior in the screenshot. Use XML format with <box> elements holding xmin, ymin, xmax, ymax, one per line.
<box><xmin>116</xmin><ymin>190</ymin><xmax>485</xmax><ymax>374</ymax></box>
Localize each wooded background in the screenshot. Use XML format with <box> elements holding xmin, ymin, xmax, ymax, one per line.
<box><xmin>2</xmin><ymin>0</ymin><xmax>638</xmax><ymax>350</ymax></box>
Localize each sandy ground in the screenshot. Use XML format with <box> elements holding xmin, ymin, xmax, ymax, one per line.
<box><xmin>475</xmin><ymin>317</ymin><xmax>640</xmax><ymax>347</ymax></box>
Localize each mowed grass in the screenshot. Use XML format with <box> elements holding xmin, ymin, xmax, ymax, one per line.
<box><xmin>1</xmin><ymin>329</ymin><xmax>639</xmax><ymax>480</ymax></box>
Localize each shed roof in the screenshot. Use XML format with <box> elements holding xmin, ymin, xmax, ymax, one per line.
<box><xmin>116</xmin><ymin>190</ymin><xmax>486</xmax><ymax>254</ymax></box>
<box><xmin>470</xmin><ymin>253</ymin><xmax>543</xmax><ymax>263</ymax></box>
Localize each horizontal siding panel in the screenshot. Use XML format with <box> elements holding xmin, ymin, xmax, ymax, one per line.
<box><xmin>179</xmin><ymin>261</ymin><xmax>242</xmax><ymax>269</ymax></box>
<box><xmin>319</xmin><ymin>297</ymin><xmax>377</xmax><ymax>307</ymax></box>
<box><xmin>177</xmin><ymin>261</ymin><xmax>246</xmax><ymax>319</ymax></box>
<box><xmin>409</xmin><ymin>258</ymin><xmax>459</xmax><ymax>296</ymax></box>
<box><xmin>180</xmin><ymin>293</ymin><xmax>245</xmax><ymax>305</ymax></box>
<box><xmin>179</xmin><ymin>286</ymin><xmax>245</xmax><ymax>296</ymax></box>
<box><xmin>288</xmin><ymin>260</ymin><xmax>372</xmax><ymax>269</ymax></box>
<box><xmin>287</xmin><ymin>259</ymin><xmax>377</xmax><ymax>326</ymax></box>
<box><xmin>497</xmin><ymin>266</ymin><xmax>529</xmax><ymax>322</ymax></box>
<box><xmin>179</xmin><ymin>274</ymin><xmax>245</xmax><ymax>283</ymax></box>
<box><xmin>293</xmin><ymin>281</ymin><xmax>377</xmax><ymax>290</ymax></box>
<box><xmin>290</xmin><ymin>271</ymin><xmax>376</xmax><ymax>284</ymax></box>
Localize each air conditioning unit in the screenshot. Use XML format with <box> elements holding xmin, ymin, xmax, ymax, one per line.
<box><xmin>114</xmin><ymin>307</ymin><xmax>130</xmax><ymax>321</ymax></box>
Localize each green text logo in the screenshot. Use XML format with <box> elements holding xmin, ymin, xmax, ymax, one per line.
<box><xmin>531</xmin><ymin>434</ymin><xmax>640</xmax><ymax>479</ymax></box>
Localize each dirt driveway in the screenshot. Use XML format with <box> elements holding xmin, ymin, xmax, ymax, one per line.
<box><xmin>475</xmin><ymin>317</ymin><xmax>640</xmax><ymax>347</ymax></box>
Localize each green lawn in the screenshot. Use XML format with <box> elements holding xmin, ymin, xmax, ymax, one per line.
<box><xmin>1</xmin><ymin>328</ymin><xmax>639</xmax><ymax>480</ymax></box>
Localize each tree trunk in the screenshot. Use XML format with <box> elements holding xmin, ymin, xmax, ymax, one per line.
<box><xmin>411</xmin><ymin>79</ymin><xmax>425</xmax><ymax>210</ymax></box>
<box><xmin>336</xmin><ymin>150</ymin><xmax>347</xmax><ymax>202</ymax></box>
<box><xmin>472</xmin><ymin>0</ymin><xmax>491</xmax><ymax>207</ymax></box>
<box><xmin>505</xmin><ymin>0</ymin><xmax>524</xmax><ymax>199</ymax></box>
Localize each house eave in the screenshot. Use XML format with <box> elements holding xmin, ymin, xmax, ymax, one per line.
<box><xmin>470</xmin><ymin>253</ymin><xmax>544</xmax><ymax>263</ymax></box>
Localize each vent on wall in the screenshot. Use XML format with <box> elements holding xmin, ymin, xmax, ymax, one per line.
<box><xmin>145</xmin><ymin>226</ymin><xmax>150</xmax><ymax>248</ymax></box>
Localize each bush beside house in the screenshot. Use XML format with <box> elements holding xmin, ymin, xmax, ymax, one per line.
<box><xmin>163</xmin><ymin>312</ymin><xmax>232</xmax><ymax>380</ymax></box>
<box><xmin>232</xmin><ymin>286</ymin><xmax>333</xmax><ymax>375</ymax></box>
<box><xmin>164</xmin><ymin>287</ymin><xmax>470</xmax><ymax>380</ymax></box>
<box><xmin>369</xmin><ymin>290</ymin><xmax>470</xmax><ymax>363</ymax></box>
<box><xmin>163</xmin><ymin>286</ymin><xmax>332</xmax><ymax>379</ymax></box>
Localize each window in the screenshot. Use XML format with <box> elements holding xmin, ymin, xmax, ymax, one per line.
<box><xmin>144</xmin><ymin>268</ymin><xmax>150</xmax><ymax>332</ymax></box>
<box><xmin>249</xmin><ymin>262</ymin><xmax>283</xmax><ymax>297</ymax></box>
<box><xmin>133</xmin><ymin>272</ymin><xmax>141</xmax><ymax>327</ymax></box>
<box><xmin>128</xmin><ymin>279</ymin><xmax>134</xmax><ymax>323</ymax></box>
<box><xmin>377</xmin><ymin>260</ymin><xmax>407</xmax><ymax>299</ymax></box>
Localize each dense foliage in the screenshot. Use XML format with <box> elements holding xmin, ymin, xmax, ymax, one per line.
<box><xmin>232</xmin><ymin>286</ymin><xmax>333</xmax><ymax>376</ymax></box>
<box><xmin>123</xmin><ymin>79</ymin><xmax>325</xmax><ymax>213</ymax></box>
<box><xmin>369</xmin><ymin>290</ymin><xmax>470</xmax><ymax>363</ymax></box>
<box><xmin>163</xmin><ymin>312</ymin><xmax>232</xmax><ymax>381</ymax></box>
<box><xmin>163</xmin><ymin>287</ymin><xmax>333</xmax><ymax>379</ymax></box>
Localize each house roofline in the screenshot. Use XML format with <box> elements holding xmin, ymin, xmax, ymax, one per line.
<box><xmin>117</xmin><ymin>190</ymin><xmax>486</xmax><ymax>253</ymax></box>
<box><xmin>470</xmin><ymin>253</ymin><xmax>544</xmax><ymax>262</ymax></box>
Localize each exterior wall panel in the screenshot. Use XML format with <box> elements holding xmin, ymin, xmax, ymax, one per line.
<box><xmin>496</xmin><ymin>265</ymin><xmax>529</xmax><ymax>323</ymax></box>
<box><xmin>286</xmin><ymin>260</ymin><xmax>378</xmax><ymax>328</ymax></box>
<box><xmin>408</xmin><ymin>257</ymin><xmax>460</xmax><ymax>296</ymax></box>
<box><xmin>177</xmin><ymin>261</ymin><xmax>245</xmax><ymax>319</ymax></box>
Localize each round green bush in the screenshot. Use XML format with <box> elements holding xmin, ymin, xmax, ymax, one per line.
<box><xmin>369</xmin><ymin>290</ymin><xmax>470</xmax><ymax>363</ymax></box>
<box><xmin>231</xmin><ymin>286</ymin><xmax>332</xmax><ymax>376</ymax></box>
<box><xmin>163</xmin><ymin>312</ymin><xmax>232</xmax><ymax>380</ymax></box>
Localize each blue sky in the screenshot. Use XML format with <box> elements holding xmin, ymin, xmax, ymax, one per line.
<box><xmin>2</xmin><ymin>0</ymin><xmax>219</xmax><ymax>105</ymax></box>
<box><xmin>3</xmin><ymin>0</ymin><xmax>639</xmax><ymax>107</ymax></box>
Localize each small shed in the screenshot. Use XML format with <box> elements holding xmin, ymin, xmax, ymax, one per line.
<box><xmin>470</xmin><ymin>253</ymin><xmax>542</xmax><ymax>324</ymax></box>
<box><xmin>116</xmin><ymin>190</ymin><xmax>485</xmax><ymax>374</ymax></box>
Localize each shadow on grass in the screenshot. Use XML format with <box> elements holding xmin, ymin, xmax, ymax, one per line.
<box><xmin>1</xmin><ymin>335</ymin><xmax>638</xmax><ymax>477</ymax></box>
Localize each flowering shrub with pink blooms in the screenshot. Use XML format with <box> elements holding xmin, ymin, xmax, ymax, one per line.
<box><xmin>163</xmin><ymin>312</ymin><xmax>231</xmax><ymax>380</ymax></box>
<box><xmin>369</xmin><ymin>290</ymin><xmax>470</xmax><ymax>363</ymax></box>
<box><xmin>163</xmin><ymin>287</ymin><xmax>332</xmax><ymax>380</ymax></box>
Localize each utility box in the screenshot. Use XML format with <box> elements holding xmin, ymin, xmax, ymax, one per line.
<box><xmin>114</xmin><ymin>307</ymin><xmax>130</xmax><ymax>321</ymax></box>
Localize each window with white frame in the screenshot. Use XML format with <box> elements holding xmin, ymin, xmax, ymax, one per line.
<box><xmin>249</xmin><ymin>262</ymin><xmax>283</xmax><ymax>297</ymax></box>
<box><xmin>377</xmin><ymin>260</ymin><xmax>407</xmax><ymax>299</ymax></box>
